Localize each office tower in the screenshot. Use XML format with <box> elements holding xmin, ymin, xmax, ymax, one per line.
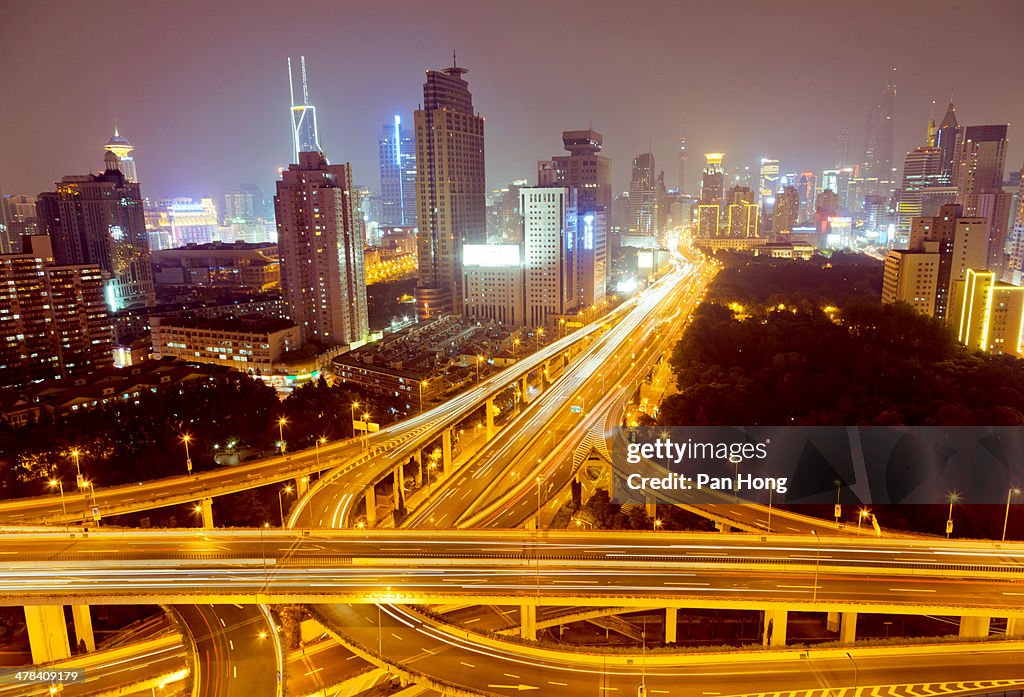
<box><xmin>772</xmin><ymin>186</ymin><xmax>799</xmax><ymax>236</ymax></box>
<box><xmin>378</xmin><ymin>115</ymin><xmax>417</xmax><ymax>227</ymax></box>
<box><xmin>628</xmin><ymin>152</ymin><xmax>657</xmax><ymax>234</ymax></box>
<box><xmin>287</xmin><ymin>56</ymin><xmax>321</xmax><ymax>162</ymax></box>
<box><xmin>0</xmin><ymin>235</ymin><xmax>112</xmax><ymax>387</ymax></box>
<box><xmin>863</xmin><ymin>195</ymin><xmax>888</xmax><ymax>233</ymax></box>
<box><xmin>537</xmin><ymin>129</ymin><xmax>610</xmax><ymax>308</ymax></box>
<box><xmin>758</xmin><ymin>159</ymin><xmax>780</xmax><ymax>208</ymax></box>
<box><xmin>700</xmin><ymin>153</ymin><xmax>725</xmax><ymax>205</ymax></box>
<box><xmin>413</xmin><ymin>62</ymin><xmax>486</xmax><ymax>319</ymax></box>
<box><xmin>796</xmin><ymin>171</ymin><xmax>817</xmax><ymax>221</ymax></box>
<box><xmin>521</xmin><ymin>187</ymin><xmax>574</xmax><ymax>327</ymax></box>
<box><xmin>462</xmin><ymin>244</ymin><xmax>524</xmax><ymax>325</ymax></box>
<box><xmin>274</xmin><ymin>151</ymin><xmax>368</xmax><ymax>346</ymax></box>
<box><xmin>861</xmin><ymin>70</ymin><xmax>897</xmax><ymax>191</ymax></box>
<box><xmin>35</xmin><ymin>151</ymin><xmax>155</xmax><ymax>311</ymax></box>
<box><xmin>697</xmin><ymin>204</ymin><xmax>721</xmax><ymax>238</ymax></box>
<box><xmin>835</xmin><ymin>129</ymin><xmax>851</xmax><ymax>168</ymax></box>
<box><xmin>934</xmin><ymin>102</ymin><xmax>961</xmax><ymax>184</ymax></box>
<box><xmin>225</xmin><ymin>184</ymin><xmax>265</xmax><ymax>220</ymax></box>
<box><xmin>104</xmin><ymin>128</ymin><xmax>138</xmax><ymax>183</ymax></box>
<box><xmin>678</xmin><ymin>125</ymin><xmax>688</xmax><ymax>193</ymax></box>
<box><xmin>954</xmin><ymin>124</ymin><xmax>1011</xmax><ymax>276</ymax></box>
<box><xmin>897</xmin><ymin>146</ymin><xmax>943</xmax><ymax>236</ymax></box>
<box><xmin>726</xmin><ymin>187</ymin><xmax>758</xmax><ymax>238</ymax></box>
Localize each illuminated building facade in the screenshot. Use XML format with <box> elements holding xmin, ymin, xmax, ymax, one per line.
<box><xmin>151</xmin><ymin>315</ymin><xmax>300</xmax><ymax>373</ymax></box>
<box><xmin>462</xmin><ymin>244</ymin><xmax>524</xmax><ymax>325</ymax></box>
<box><xmin>627</xmin><ymin>152</ymin><xmax>658</xmax><ymax>235</ymax></box>
<box><xmin>726</xmin><ymin>187</ymin><xmax>758</xmax><ymax>238</ymax></box>
<box><xmin>956</xmin><ymin>268</ymin><xmax>1024</xmax><ymax>355</ymax></box>
<box><xmin>414</xmin><ymin>63</ymin><xmax>486</xmax><ymax>319</ymax></box>
<box><xmin>953</xmin><ymin>124</ymin><xmax>1012</xmax><ymax>277</ymax></box>
<box><xmin>521</xmin><ymin>187</ymin><xmax>574</xmax><ymax>327</ymax></box>
<box><xmin>697</xmin><ymin>204</ymin><xmax>720</xmax><ymax>238</ymax></box>
<box><xmin>378</xmin><ymin>115</ymin><xmax>417</xmax><ymax>227</ymax></box>
<box><xmin>897</xmin><ymin>146</ymin><xmax>943</xmax><ymax>237</ymax></box>
<box><xmin>103</xmin><ymin>129</ymin><xmax>138</xmax><ymax>183</ymax></box>
<box><xmin>758</xmin><ymin>159</ymin><xmax>780</xmax><ymax>208</ymax></box>
<box><xmin>274</xmin><ymin>151</ymin><xmax>368</xmax><ymax>347</ymax></box>
<box><xmin>0</xmin><ymin>236</ymin><xmax>112</xmax><ymax>387</ymax></box>
<box><xmin>35</xmin><ymin>151</ymin><xmax>155</xmax><ymax>311</ymax></box>
<box><xmin>882</xmin><ymin>247</ymin><xmax>940</xmax><ymax>316</ymax></box>
<box><xmin>772</xmin><ymin>186</ymin><xmax>799</xmax><ymax>236</ymax></box>
<box><xmin>700</xmin><ymin>153</ymin><xmax>725</xmax><ymax>205</ymax></box>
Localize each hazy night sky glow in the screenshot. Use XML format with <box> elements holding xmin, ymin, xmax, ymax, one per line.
<box><xmin>2</xmin><ymin>0</ymin><xmax>1023</xmax><ymax>200</ymax></box>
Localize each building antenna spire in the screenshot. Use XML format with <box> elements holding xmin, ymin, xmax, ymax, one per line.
<box><xmin>301</xmin><ymin>55</ymin><xmax>310</xmax><ymax>105</ymax></box>
<box><xmin>287</xmin><ymin>57</ymin><xmax>295</xmax><ymax>107</ymax></box>
<box><xmin>453</xmin><ymin>49</ymin><xmax>457</xmax><ymax>68</ymax></box>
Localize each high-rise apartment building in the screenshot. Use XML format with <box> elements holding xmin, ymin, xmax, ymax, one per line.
<box><xmin>521</xmin><ymin>187</ymin><xmax>574</xmax><ymax>328</ymax></box>
<box><xmin>36</xmin><ymin>151</ymin><xmax>155</xmax><ymax>311</ymax></box>
<box><xmin>537</xmin><ymin>129</ymin><xmax>610</xmax><ymax>308</ymax></box>
<box><xmin>700</xmin><ymin>153</ymin><xmax>725</xmax><ymax>205</ymax></box>
<box><xmin>0</xmin><ymin>235</ymin><xmax>112</xmax><ymax>387</ymax></box>
<box><xmin>725</xmin><ymin>187</ymin><xmax>757</xmax><ymax>238</ymax></box>
<box><xmin>378</xmin><ymin>115</ymin><xmax>418</xmax><ymax>227</ymax></box>
<box><xmin>274</xmin><ymin>151</ymin><xmax>368</xmax><ymax>347</ymax></box>
<box><xmin>413</xmin><ymin>63</ymin><xmax>486</xmax><ymax>319</ymax></box>
<box><xmin>0</xmin><ymin>194</ymin><xmax>39</xmax><ymax>254</ymax></box>
<box><xmin>772</xmin><ymin>186</ymin><xmax>800</xmax><ymax>236</ymax></box>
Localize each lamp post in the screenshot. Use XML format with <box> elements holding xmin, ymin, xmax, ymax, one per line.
<box><xmin>362</xmin><ymin>412</ymin><xmax>372</xmax><ymax>451</ymax></box>
<box><xmin>315</xmin><ymin>437</ymin><xmax>326</xmax><ymax>467</ymax></box>
<box><xmin>1003</xmin><ymin>487</ymin><xmax>1021</xmax><ymax>542</ymax></box>
<box><xmin>278</xmin><ymin>485</ymin><xmax>293</xmax><ymax>527</ymax></box>
<box><xmin>181</xmin><ymin>434</ymin><xmax>193</xmax><ymax>475</ymax></box>
<box><xmin>47</xmin><ymin>479</ymin><xmax>67</xmax><ymax>530</ymax></box>
<box><xmin>71</xmin><ymin>448</ymin><xmax>83</xmax><ymax>489</ymax></box>
<box><xmin>277</xmin><ymin>417</ymin><xmax>287</xmax><ymax>454</ymax></box>
<box><xmin>419</xmin><ymin>380</ymin><xmax>429</xmax><ymax>413</ymax></box>
<box><xmin>350</xmin><ymin>403</ymin><xmax>359</xmax><ymax>438</ymax></box>
<box><xmin>535</xmin><ymin>327</ymin><xmax>544</xmax><ymax>351</ymax></box>
<box><xmin>834</xmin><ymin>480</ymin><xmax>842</xmax><ymax>524</ymax></box>
<box><xmin>846</xmin><ymin>652</ymin><xmax>858</xmax><ymax>690</ymax></box>
<box><xmin>858</xmin><ymin>508</ymin><xmax>870</xmax><ymax>529</ymax></box>
<box><xmin>946</xmin><ymin>491</ymin><xmax>960</xmax><ymax>538</ymax></box>
<box><xmin>476</xmin><ymin>355</ymin><xmax>484</xmax><ymax>382</ymax></box>
<box><xmin>512</xmin><ymin>338</ymin><xmax>520</xmax><ymax>361</ymax></box>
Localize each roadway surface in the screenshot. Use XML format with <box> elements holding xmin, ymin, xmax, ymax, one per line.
<box><xmin>316</xmin><ymin>603</ymin><xmax>1024</xmax><ymax>697</ymax></box>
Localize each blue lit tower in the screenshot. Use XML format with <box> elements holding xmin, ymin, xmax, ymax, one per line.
<box><xmin>378</xmin><ymin>115</ymin><xmax>417</xmax><ymax>227</ymax></box>
<box><xmin>287</xmin><ymin>56</ymin><xmax>321</xmax><ymax>163</ymax></box>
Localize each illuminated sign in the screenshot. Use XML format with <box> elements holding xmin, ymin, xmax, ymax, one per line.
<box><xmin>583</xmin><ymin>214</ymin><xmax>594</xmax><ymax>251</ymax></box>
<box><xmin>638</xmin><ymin>251</ymin><xmax>655</xmax><ymax>269</ymax></box>
<box><xmin>463</xmin><ymin>244</ymin><xmax>520</xmax><ymax>267</ymax></box>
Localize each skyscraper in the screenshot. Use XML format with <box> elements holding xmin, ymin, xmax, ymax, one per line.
<box><xmin>36</xmin><ymin>151</ymin><xmax>155</xmax><ymax>311</ymax></box>
<box><xmin>521</xmin><ymin>187</ymin><xmax>574</xmax><ymax>328</ymax></box>
<box><xmin>954</xmin><ymin>124</ymin><xmax>1012</xmax><ymax>276</ymax></box>
<box><xmin>287</xmin><ymin>56</ymin><xmax>321</xmax><ymax>163</ymax></box>
<box><xmin>726</xmin><ymin>187</ymin><xmax>758</xmax><ymax>238</ymax></box>
<box><xmin>896</xmin><ymin>145</ymin><xmax>943</xmax><ymax>237</ymax></box>
<box><xmin>700</xmin><ymin>153</ymin><xmax>725</xmax><ymax>205</ymax></box>
<box><xmin>274</xmin><ymin>151</ymin><xmax>368</xmax><ymax>347</ymax></box>
<box><xmin>104</xmin><ymin>129</ymin><xmax>138</xmax><ymax>182</ymax></box>
<box><xmin>861</xmin><ymin>70</ymin><xmax>896</xmax><ymax>192</ymax></box>
<box><xmin>934</xmin><ymin>102</ymin><xmax>961</xmax><ymax>184</ymax></box>
<box><xmin>537</xmin><ymin>129</ymin><xmax>610</xmax><ymax>308</ymax></box>
<box><xmin>796</xmin><ymin>171</ymin><xmax>817</xmax><ymax>221</ymax></box>
<box><xmin>835</xmin><ymin>129</ymin><xmax>851</xmax><ymax>168</ymax></box>
<box><xmin>757</xmin><ymin>159</ymin><xmax>780</xmax><ymax>208</ymax></box>
<box><xmin>378</xmin><ymin>115</ymin><xmax>417</xmax><ymax>227</ymax></box>
<box><xmin>413</xmin><ymin>62</ymin><xmax>486</xmax><ymax>319</ymax></box>
<box><xmin>678</xmin><ymin>124</ymin><xmax>688</xmax><ymax>194</ymax></box>
<box><xmin>772</xmin><ymin>186</ymin><xmax>799</xmax><ymax>236</ymax></box>
<box><xmin>628</xmin><ymin>152</ymin><xmax>657</xmax><ymax>235</ymax></box>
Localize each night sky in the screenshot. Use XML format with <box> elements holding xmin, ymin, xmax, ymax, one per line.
<box><xmin>3</xmin><ymin>0</ymin><xmax>1023</xmax><ymax>201</ymax></box>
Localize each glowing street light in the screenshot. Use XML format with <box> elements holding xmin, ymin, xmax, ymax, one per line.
<box><xmin>315</xmin><ymin>436</ymin><xmax>327</xmax><ymax>468</ymax></box>
<box><xmin>278</xmin><ymin>485</ymin><xmax>294</xmax><ymax>527</ymax></box>
<box><xmin>946</xmin><ymin>491</ymin><xmax>960</xmax><ymax>538</ymax></box>
<box><xmin>1003</xmin><ymin>487</ymin><xmax>1021</xmax><ymax>542</ymax></box>
<box><xmin>47</xmin><ymin>479</ymin><xmax>67</xmax><ymax>529</ymax></box>
<box><xmin>858</xmin><ymin>508</ymin><xmax>871</xmax><ymax>529</ymax></box>
<box><xmin>512</xmin><ymin>337</ymin><xmax>521</xmax><ymax>360</ymax></box>
<box><xmin>419</xmin><ymin>380</ymin><xmax>429</xmax><ymax>413</ymax></box>
<box><xmin>181</xmin><ymin>434</ymin><xmax>193</xmax><ymax>475</ymax></box>
<box><xmin>476</xmin><ymin>355</ymin><xmax>485</xmax><ymax>381</ymax></box>
<box><xmin>70</xmin><ymin>448</ymin><xmax>83</xmax><ymax>489</ymax></box>
<box><xmin>277</xmin><ymin>417</ymin><xmax>288</xmax><ymax>454</ymax></box>
<box><xmin>535</xmin><ymin>327</ymin><xmax>545</xmax><ymax>351</ymax></box>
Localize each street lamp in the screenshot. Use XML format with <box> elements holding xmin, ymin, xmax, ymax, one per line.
<box><xmin>858</xmin><ymin>508</ymin><xmax>871</xmax><ymax>529</ymax></box>
<box><xmin>1003</xmin><ymin>487</ymin><xmax>1021</xmax><ymax>542</ymax></box>
<box><xmin>834</xmin><ymin>479</ymin><xmax>842</xmax><ymax>524</ymax></box>
<box><xmin>362</xmin><ymin>412</ymin><xmax>372</xmax><ymax>451</ymax></box>
<box><xmin>535</xmin><ymin>327</ymin><xmax>544</xmax><ymax>351</ymax></box>
<box><xmin>419</xmin><ymin>380</ymin><xmax>429</xmax><ymax>413</ymax></box>
<box><xmin>315</xmin><ymin>436</ymin><xmax>326</xmax><ymax>468</ymax></box>
<box><xmin>277</xmin><ymin>417</ymin><xmax>287</xmax><ymax>454</ymax></box>
<box><xmin>946</xmin><ymin>491</ymin><xmax>960</xmax><ymax>538</ymax></box>
<box><xmin>278</xmin><ymin>485</ymin><xmax>293</xmax><ymax>527</ymax></box>
<box><xmin>512</xmin><ymin>338</ymin><xmax>521</xmax><ymax>361</ymax></box>
<box><xmin>476</xmin><ymin>354</ymin><xmax>484</xmax><ymax>381</ymax></box>
<box><xmin>70</xmin><ymin>448</ymin><xmax>83</xmax><ymax>489</ymax></box>
<box><xmin>181</xmin><ymin>434</ymin><xmax>193</xmax><ymax>475</ymax></box>
<box><xmin>653</xmin><ymin>518</ymin><xmax>663</xmax><ymax>532</ymax></box>
<box><xmin>350</xmin><ymin>402</ymin><xmax>360</xmax><ymax>437</ymax></box>
<box><xmin>47</xmin><ymin>479</ymin><xmax>67</xmax><ymax>529</ymax></box>
<box><xmin>846</xmin><ymin>652</ymin><xmax>858</xmax><ymax>689</ymax></box>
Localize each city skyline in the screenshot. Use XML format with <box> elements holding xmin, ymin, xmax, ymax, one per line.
<box><xmin>3</xmin><ymin>0</ymin><xmax>1023</xmax><ymax>201</ymax></box>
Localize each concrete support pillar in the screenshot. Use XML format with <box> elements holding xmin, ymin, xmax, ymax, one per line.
<box><xmin>24</xmin><ymin>606</ymin><xmax>70</xmax><ymax>664</ymax></box>
<box><xmin>762</xmin><ymin>609</ymin><xmax>788</xmax><ymax>647</ymax></box>
<box><xmin>442</xmin><ymin>429</ymin><xmax>453</xmax><ymax>475</ymax></box>
<box><xmin>541</xmin><ymin>363</ymin><xmax>551</xmax><ymax>389</ymax></box>
<box><xmin>839</xmin><ymin>612</ymin><xmax>858</xmax><ymax>643</ymax></box>
<box><xmin>200</xmin><ymin>498</ymin><xmax>214</xmax><ymax>529</ymax></box>
<box><xmin>71</xmin><ymin>604</ymin><xmax>95</xmax><ymax>653</ymax></box>
<box><xmin>485</xmin><ymin>398</ymin><xmax>495</xmax><ymax>441</ymax></box>
<box><xmin>413</xmin><ymin>451</ymin><xmax>423</xmax><ymax>487</ymax></box>
<box><xmin>520</xmin><ymin>604</ymin><xmax>537</xmax><ymax>641</ymax></box>
<box><xmin>959</xmin><ymin>616</ymin><xmax>990</xmax><ymax>638</ymax></box>
<box><xmin>520</xmin><ymin>376</ymin><xmax>529</xmax><ymax>405</ymax></box>
<box><xmin>364</xmin><ymin>486</ymin><xmax>377</xmax><ymax>527</ymax></box>
<box><xmin>646</xmin><ymin>497</ymin><xmax>657</xmax><ymax>519</ymax></box>
<box><xmin>392</xmin><ymin>463</ymin><xmax>405</xmax><ymax>516</ymax></box>
<box><xmin>664</xmin><ymin>608</ymin><xmax>677</xmax><ymax>644</ymax></box>
<box><xmin>1006</xmin><ymin>617</ymin><xmax>1024</xmax><ymax>637</ymax></box>
<box><xmin>295</xmin><ymin>476</ymin><xmax>309</xmax><ymax>497</ymax></box>
<box><xmin>715</xmin><ymin>521</ymin><xmax>733</xmax><ymax>533</ymax></box>
<box><xmin>826</xmin><ymin>611</ymin><xmax>840</xmax><ymax>633</ymax></box>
